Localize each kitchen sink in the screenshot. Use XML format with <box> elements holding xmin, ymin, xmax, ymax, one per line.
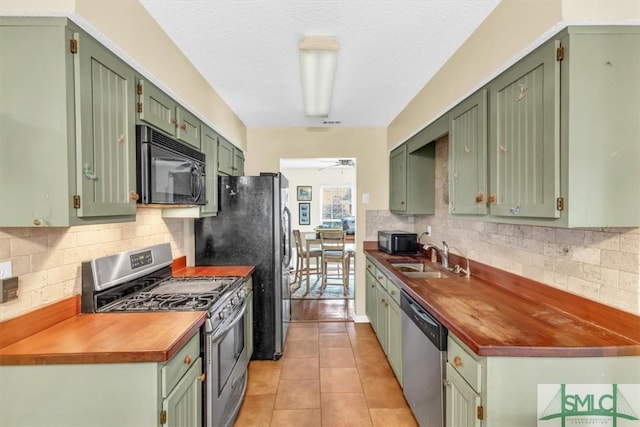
<box><xmin>391</xmin><ymin>263</ymin><xmax>445</xmax><ymax>279</ymax></box>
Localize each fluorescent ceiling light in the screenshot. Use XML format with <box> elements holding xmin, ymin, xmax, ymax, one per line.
<box><xmin>299</xmin><ymin>35</ymin><xmax>339</xmax><ymax>117</ymax></box>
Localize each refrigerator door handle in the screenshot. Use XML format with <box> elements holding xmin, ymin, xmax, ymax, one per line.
<box><xmin>283</xmin><ymin>206</ymin><xmax>293</xmax><ymax>266</ymax></box>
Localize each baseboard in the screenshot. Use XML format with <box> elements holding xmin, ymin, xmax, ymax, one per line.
<box><xmin>352</xmin><ymin>314</ymin><xmax>370</xmax><ymax>323</ymax></box>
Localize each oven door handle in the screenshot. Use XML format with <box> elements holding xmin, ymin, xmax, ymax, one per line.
<box><xmin>211</xmin><ymin>299</ymin><xmax>247</xmax><ymax>342</ymax></box>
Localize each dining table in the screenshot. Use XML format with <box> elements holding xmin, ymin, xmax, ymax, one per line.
<box><xmin>302</xmin><ymin>235</ymin><xmax>356</xmax><ymax>294</ymax></box>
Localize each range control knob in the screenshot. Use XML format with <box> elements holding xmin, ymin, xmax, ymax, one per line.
<box><xmin>231</xmin><ymin>296</ymin><xmax>240</xmax><ymax>306</ymax></box>
<box><xmin>237</xmin><ymin>289</ymin><xmax>247</xmax><ymax>298</ymax></box>
<box><xmin>218</xmin><ymin>307</ymin><xmax>230</xmax><ymax>320</ymax></box>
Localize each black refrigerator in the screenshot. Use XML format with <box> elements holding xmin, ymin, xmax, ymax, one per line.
<box><xmin>195</xmin><ymin>173</ymin><xmax>292</xmax><ymax>360</ymax></box>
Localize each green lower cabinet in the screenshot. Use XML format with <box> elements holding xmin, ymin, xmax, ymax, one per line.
<box><xmin>387</xmin><ymin>294</ymin><xmax>402</xmax><ymax>386</ymax></box>
<box><xmin>446</xmin><ymin>364</ymin><xmax>482</xmax><ymax>427</ymax></box>
<box><xmin>0</xmin><ymin>17</ymin><xmax>137</xmax><ymax>227</ymax></box>
<box><xmin>365</xmin><ymin>269</ymin><xmax>378</xmax><ymax>333</ymax></box>
<box><xmin>446</xmin><ymin>333</ymin><xmax>640</xmax><ymax>426</ymax></box>
<box><xmin>162</xmin><ymin>358</ymin><xmax>203</xmax><ymax>427</ymax></box>
<box><xmin>375</xmin><ymin>280</ymin><xmax>389</xmax><ymax>354</ymax></box>
<box><xmin>366</xmin><ymin>256</ymin><xmax>403</xmax><ymax>385</ymax></box>
<box><xmin>0</xmin><ymin>332</ymin><xmax>202</xmax><ymax>427</ymax></box>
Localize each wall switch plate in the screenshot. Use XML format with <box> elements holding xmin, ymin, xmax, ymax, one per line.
<box><xmin>0</xmin><ymin>261</ymin><xmax>12</xmax><ymax>279</ymax></box>
<box><xmin>0</xmin><ymin>277</ymin><xmax>19</xmax><ymax>303</ymax></box>
<box><xmin>426</xmin><ymin>225</ymin><xmax>432</xmax><ymax>235</ymax></box>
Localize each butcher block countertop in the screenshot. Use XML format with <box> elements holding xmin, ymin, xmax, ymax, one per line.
<box><xmin>0</xmin><ymin>262</ymin><xmax>255</xmax><ymax>366</ymax></box>
<box><xmin>365</xmin><ymin>245</ymin><xmax>640</xmax><ymax>358</ymax></box>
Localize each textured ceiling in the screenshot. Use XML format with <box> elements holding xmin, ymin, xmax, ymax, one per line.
<box><xmin>139</xmin><ymin>0</ymin><xmax>501</xmax><ymax>128</ymax></box>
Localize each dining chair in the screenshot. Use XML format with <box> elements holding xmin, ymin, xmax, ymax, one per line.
<box><xmin>319</xmin><ymin>230</ymin><xmax>349</xmax><ymax>296</ymax></box>
<box><xmin>292</xmin><ymin>229</ymin><xmax>322</xmax><ymax>292</ymax></box>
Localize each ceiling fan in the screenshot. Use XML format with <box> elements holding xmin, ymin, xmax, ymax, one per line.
<box><xmin>318</xmin><ymin>159</ymin><xmax>356</xmax><ymax>171</ymax></box>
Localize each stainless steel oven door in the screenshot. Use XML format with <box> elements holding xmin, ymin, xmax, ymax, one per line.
<box><xmin>205</xmin><ymin>300</ymin><xmax>249</xmax><ymax>427</ymax></box>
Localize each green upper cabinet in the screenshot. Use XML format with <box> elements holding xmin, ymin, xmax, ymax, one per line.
<box><xmin>389</xmin><ymin>116</ymin><xmax>445</xmax><ymax>215</ymax></box>
<box><xmin>482</xmin><ymin>25</ymin><xmax>639</xmax><ymax>227</ymax></box>
<box><xmin>488</xmin><ymin>39</ymin><xmax>560</xmax><ymax>219</ymax></box>
<box><xmin>218</xmin><ymin>136</ymin><xmax>244</xmax><ymax>176</ymax></box>
<box><xmin>75</xmin><ymin>31</ymin><xmax>137</xmax><ymax>218</ymax></box>
<box><xmin>0</xmin><ymin>18</ymin><xmax>137</xmax><ymax>227</ymax></box>
<box><xmin>389</xmin><ymin>145</ymin><xmax>408</xmax><ymax>212</ymax></box>
<box><xmin>449</xmin><ymin>89</ymin><xmax>487</xmax><ymax>216</ymax></box>
<box><xmin>560</xmin><ymin>27</ymin><xmax>640</xmax><ymax>227</ymax></box>
<box><xmin>136</xmin><ymin>79</ymin><xmax>201</xmax><ymax>149</ymax></box>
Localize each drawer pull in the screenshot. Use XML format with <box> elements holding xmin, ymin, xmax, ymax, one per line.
<box><xmin>198</xmin><ymin>373</ymin><xmax>206</xmax><ymax>382</ymax></box>
<box><xmin>184</xmin><ymin>355</ymin><xmax>192</xmax><ymax>365</ymax></box>
<box><xmin>390</xmin><ymin>290</ymin><xmax>396</xmax><ymax>296</ymax></box>
<box><xmin>453</xmin><ymin>356</ymin><xmax>463</xmax><ymax>367</ymax></box>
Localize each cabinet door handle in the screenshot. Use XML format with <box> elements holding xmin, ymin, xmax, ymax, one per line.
<box><xmin>184</xmin><ymin>355</ymin><xmax>192</xmax><ymax>365</ymax></box>
<box><xmin>453</xmin><ymin>356</ymin><xmax>463</xmax><ymax>367</ymax></box>
<box><xmin>130</xmin><ymin>191</ymin><xmax>140</xmax><ymax>201</ymax></box>
<box><xmin>171</xmin><ymin>117</ymin><xmax>178</xmax><ymax>125</ymax></box>
<box><xmin>198</xmin><ymin>373</ymin><xmax>206</xmax><ymax>382</ymax></box>
<box><xmin>487</xmin><ymin>194</ymin><xmax>497</xmax><ymax>204</ymax></box>
<box><xmin>400</xmin><ymin>201</ymin><xmax>405</xmax><ymax>205</ymax></box>
<box><xmin>181</xmin><ymin>123</ymin><xmax>187</xmax><ymax>130</ymax></box>
<box><xmin>390</xmin><ymin>290</ymin><xmax>396</xmax><ymax>296</ymax></box>
<box><xmin>475</xmin><ymin>192</ymin><xmax>484</xmax><ymax>203</ymax></box>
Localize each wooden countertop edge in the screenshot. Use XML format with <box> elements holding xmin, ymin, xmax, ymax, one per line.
<box><xmin>0</xmin><ymin>263</ymin><xmax>252</xmax><ymax>365</ymax></box>
<box><xmin>364</xmin><ymin>245</ymin><xmax>640</xmax><ymax>357</ymax></box>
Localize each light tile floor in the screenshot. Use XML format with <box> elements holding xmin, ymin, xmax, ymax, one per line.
<box><xmin>234</xmin><ymin>322</ymin><xmax>417</xmax><ymax>427</ymax></box>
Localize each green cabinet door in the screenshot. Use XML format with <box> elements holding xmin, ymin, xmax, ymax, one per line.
<box><xmin>137</xmin><ymin>80</ymin><xmax>201</xmax><ymax>149</ymax></box>
<box><xmin>488</xmin><ymin>39</ymin><xmax>561</xmax><ymax>219</ymax></box>
<box><xmin>446</xmin><ymin>364</ymin><xmax>482</xmax><ymax>427</ymax></box>
<box><xmin>218</xmin><ymin>137</ymin><xmax>235</xmax><ymax>175</ymax></box>
<box><xmin>163</xmin><ymin>358</ymin><xmax>203</xmax><ymax>427</ymax></box>
<box><xmin>449</xmin><ymin>89</ymin><xmax>488</xmax><ymax>215</ymax></box>
<box><xmin>375</xmin><ymin>280</ymin><xmax>389</xmax><ymax>355</ymax></box>
<box><xmin>200</xmin><ymin>126</ymin><xmax>219</xmax><ymax>216</ymax></box>
<box><xmin>137</xmin><ymin>79</ymin><xmax>177</xmax><ymax>137</ymax></box>
<box><xmin>389</xmin><ymin>145</ymin><xmax>407</xmax><ymax>212</ymax></box>
<box><xmin>365</xmin><ymin>269</ymin><xmax>378</xmax><ymax>332</ymax></box>
<box><xmin>218</xmin><ymin>136</ymin><xmax>244</xmax><ymax>176</ymax></box>
<box><xmin>387</xmin><ymin>297</ymin><xmax>402</xmax><ymax>385</ymax></box>
<box><xmin>75</xmin><ymin>31</ymin><xmax>137</xmax><ymax>218</ymax></box>
<box><xmin>176</xmin><ymin>107</ymin><xmax>201</xmax><ymax>149</ymax></box>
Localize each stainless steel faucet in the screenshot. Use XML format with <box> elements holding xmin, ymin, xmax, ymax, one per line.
<box><xmin>422</xmin><ymin>241</ymin><xmax>449</xmax><ymax>269</ymax></box>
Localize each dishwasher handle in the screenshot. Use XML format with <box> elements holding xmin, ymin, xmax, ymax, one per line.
<box><xmin>401</xmin><ymin>290</ymin><xmax>447</xmax><ymax>350</ymax></box>
<box><xmin>408</xmin><ymin>300</ymin><xmax>438</xmax><ymax>328</ymax></box>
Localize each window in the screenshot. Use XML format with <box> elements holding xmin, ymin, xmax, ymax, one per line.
<box><xmin>319</xmin><ymin>185</ymin><xmax>354</xmax><ymax>229</ymax></box>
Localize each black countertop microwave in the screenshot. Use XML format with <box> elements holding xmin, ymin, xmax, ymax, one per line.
<box><xmin>136</xmin><ymin>125</ymin><xmax>206</xmax><ymax>205</ymax></box>
<box><xmin>378</xmin><ymin>230</ymin><xmax>418</xmax><ymax>255</ymax></box>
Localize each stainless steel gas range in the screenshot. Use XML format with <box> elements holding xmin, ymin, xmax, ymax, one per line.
<box><xmin>81</xmin><ymin>243</ymin><xmax>250</xmax><ymax>427</ymax></box>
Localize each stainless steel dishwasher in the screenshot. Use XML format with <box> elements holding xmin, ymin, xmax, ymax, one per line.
<box><xmin>401</xmin><ymin>290</ymin><xmax>447</xmax><ymax>427</ymax></box>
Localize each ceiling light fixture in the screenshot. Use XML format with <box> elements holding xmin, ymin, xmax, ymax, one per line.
<box><xmin>299</xmin><ymin>35</ymin><xmax>339</xmax><ymax>117</ymax></box>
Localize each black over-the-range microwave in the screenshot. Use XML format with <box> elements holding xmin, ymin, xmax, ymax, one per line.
<box><xmin>378</xmin><ymin>230</ymin><xmax>418</xmax><ymax>255</ymax></box>
<box><xmin>136</xmin><ymin>125</ymin><xmax>206</xmax><ymax>205</ymax></box>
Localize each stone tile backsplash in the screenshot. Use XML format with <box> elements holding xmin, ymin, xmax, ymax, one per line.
<box><xmin>367</xmin><ymin>136</ymin><xmax>640</xmax><ymax>314</ymax></box>
<box><xmin>0</xmin><ymin>209</ymin><xmax>186</xmax><ymax>321</ymax></box>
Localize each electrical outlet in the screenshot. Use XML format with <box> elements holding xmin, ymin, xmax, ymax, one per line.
<box><xmin>0</xmin><ymin>261</ymin><xmax>12</xmax><ymax>280</ymax></box>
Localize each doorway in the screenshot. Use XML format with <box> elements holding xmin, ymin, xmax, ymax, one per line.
<box><xmin>280</xmin><ymin>158</ymin><xmax>356</xmax><ymax>321</ymax></box>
